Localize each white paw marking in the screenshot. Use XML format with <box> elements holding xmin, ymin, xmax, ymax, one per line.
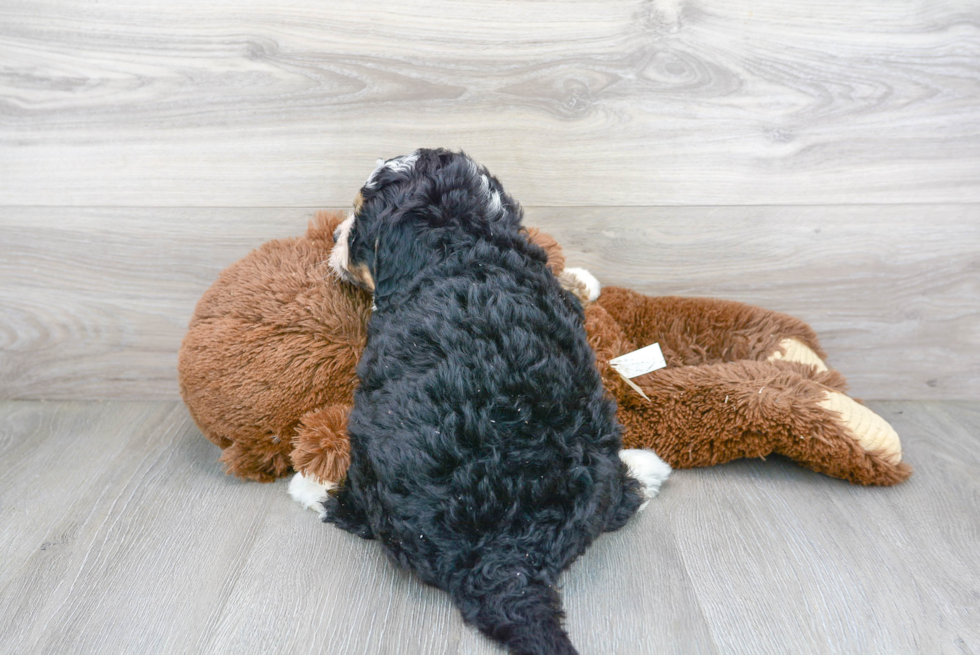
<box><xmin>488</xmin><ymin>190</ymin><xmax>502</xmax><ymax>215</ymax></box>
<box><xmin>363</xmin><ymin>158</ymin><xmax>386</xmax><ymax>189</ymax></box>
<box><xmin>288</xmin><ymin>471</ymin><xmax>335</xmax><ymax>517</ymax></box>
<box><xmin>563</xmin><ymin>267</ymin><xmax>601</xmax><ymax>302</ymax></box>
<box><xmin>619</xmin><ymin>449</ymin><xmax>672</xmax><ymax>510</ymax></box>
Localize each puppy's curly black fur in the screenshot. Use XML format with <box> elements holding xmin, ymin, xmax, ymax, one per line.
<box><xmin>325</xmin><ymin>149</ymin><xmax>644</xmax><ymax>655</ymax></box>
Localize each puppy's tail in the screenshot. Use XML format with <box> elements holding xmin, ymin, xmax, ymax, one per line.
<box><xmin>451</xmin><ymin>560</ymin><xmax>578</xmax><ymax>655</ymax></box>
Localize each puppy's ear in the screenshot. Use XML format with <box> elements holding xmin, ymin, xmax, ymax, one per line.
<box><xmin>355</xmin><ymin>211</ymin><xmax>434</xmax><ymax>295</ymax></box>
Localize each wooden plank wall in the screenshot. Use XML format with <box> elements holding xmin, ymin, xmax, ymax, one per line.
<box><xmin>1</xmin><ymin>0</ymin><xmax>978</xmax><ymax>400</ymax></box>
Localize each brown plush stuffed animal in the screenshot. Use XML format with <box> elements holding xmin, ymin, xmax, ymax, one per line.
<box><xmin>178</xmin><ymin>211</ymin><xmax>910</xmax><ymax>491</ymax></box>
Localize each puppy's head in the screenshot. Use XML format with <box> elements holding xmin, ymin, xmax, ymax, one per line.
<box><xmin>329</xmin><ymin>149</ymin><xmax>523</xmax><ymax>292</ymax></box>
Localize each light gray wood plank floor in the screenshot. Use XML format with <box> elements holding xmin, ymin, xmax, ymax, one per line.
<box><xmin>1</xmin><ymin>400</ymin><xmax>976</xmax><ymax>654</ymax></box>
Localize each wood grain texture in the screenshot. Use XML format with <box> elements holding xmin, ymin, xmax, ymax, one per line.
<box><xmin>1</xmin><ymin>0</ymin><xmax>978</xmax><ymax>206</ymax></box>
<box><xmin>0</xmin><ymin>402</ymin><xmax>276</xmax><ymax>654</ymax></box>
<box><xmin>0</xmin><ymin>207</ymin><xmax>312</xmax><ymax>400</ymax></box>
<box><xmin>2</xmin><ymin>205</ymin><xmax>977</xmax><ymax>400</ymax></box>
<box><xmin>0</xmin><ymin>400</ymin><xmax>977</xmax><ymax>654</ymax></box>
<box><xmin>665</xmin><ymin>400</ymin><xmax>980</xmax><ymax>655</ymax></box>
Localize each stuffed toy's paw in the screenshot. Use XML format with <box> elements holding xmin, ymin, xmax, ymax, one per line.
<box><xmin>291</xmin><ymin>405</ymin><xmax>352</xmax><ymax>485</ymax></box>
<box><xmin>816</xmin><ymin>391</ymin><xmax>902</xmax><ymax>465</ymax></box>
<box><xmin>768</xmin><ymin>338</ymin><xmax>829</xmax><ymax>372</ymax></box>
<box><xmin>560</xmin><ymin>267</ymin><xmax>601</xmax><ymax>304</ymax></box>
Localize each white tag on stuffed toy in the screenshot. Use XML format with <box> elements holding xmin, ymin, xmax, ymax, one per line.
<box><xmin>609</xmin><ymin>343</ymin><xmax>667</xmax><ymax>379</ymax></box>
<box><xmin>608</xmin><ymin>343</ymin><xmax>666</xmax><ymax>403</ymax></box>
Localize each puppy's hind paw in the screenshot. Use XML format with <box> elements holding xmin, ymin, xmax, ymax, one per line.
<box><xmin>619</xmin><ymin>449</ymin><xmax>671</xmax><ymax>510</ymax></box>
<box><xmin>288</xmin><ymin>471</ymin><xmax>335</xmax><ymax>518</ymax></box>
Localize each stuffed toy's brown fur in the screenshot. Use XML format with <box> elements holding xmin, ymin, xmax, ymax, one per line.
<box><xmin>179</xmin><ymin>211</ymin><xmax>910</xmax><ymax>488</ymax></box>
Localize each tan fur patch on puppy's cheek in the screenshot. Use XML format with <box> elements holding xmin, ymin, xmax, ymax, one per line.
<box><xmin>355</xmin><ymin>264</ymin><xmax>375</xmax><ymax>291</ymax></box>
<box><xmin>353</xmin><ymin>192</ymin><xmax>364</xmax><ymax>213</ymax></box>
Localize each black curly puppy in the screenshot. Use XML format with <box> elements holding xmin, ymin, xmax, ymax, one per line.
<box><xmin>325</xmin><ymin>149</ymin><xmax>669</xmax><ymax>655</ymax></box>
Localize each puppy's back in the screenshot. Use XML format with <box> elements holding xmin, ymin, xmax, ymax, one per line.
<box><xmin>326</xmin><ymin>149</ymin><xmax>641</xmax><ymax>655</ymax></box>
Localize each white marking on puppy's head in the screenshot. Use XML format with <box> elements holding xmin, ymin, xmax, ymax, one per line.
<box><xmin>385</xmin><ymin>152</ymin><xmax>419</xmax><ymax>174</ymax></box>
<box><xmin>363</xmin><ymin>159</ymin><xmax>385</xmax><ymax>190</ymax></box>
<box><xmin>364</xmin><ymin>152</ymin><xmax>420</xmax><ymax>189</ymax></box>
<box><xmin>480</xmin><ymin>174</ymin><xmax>502</xmax><ymax>216</ymax></box>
